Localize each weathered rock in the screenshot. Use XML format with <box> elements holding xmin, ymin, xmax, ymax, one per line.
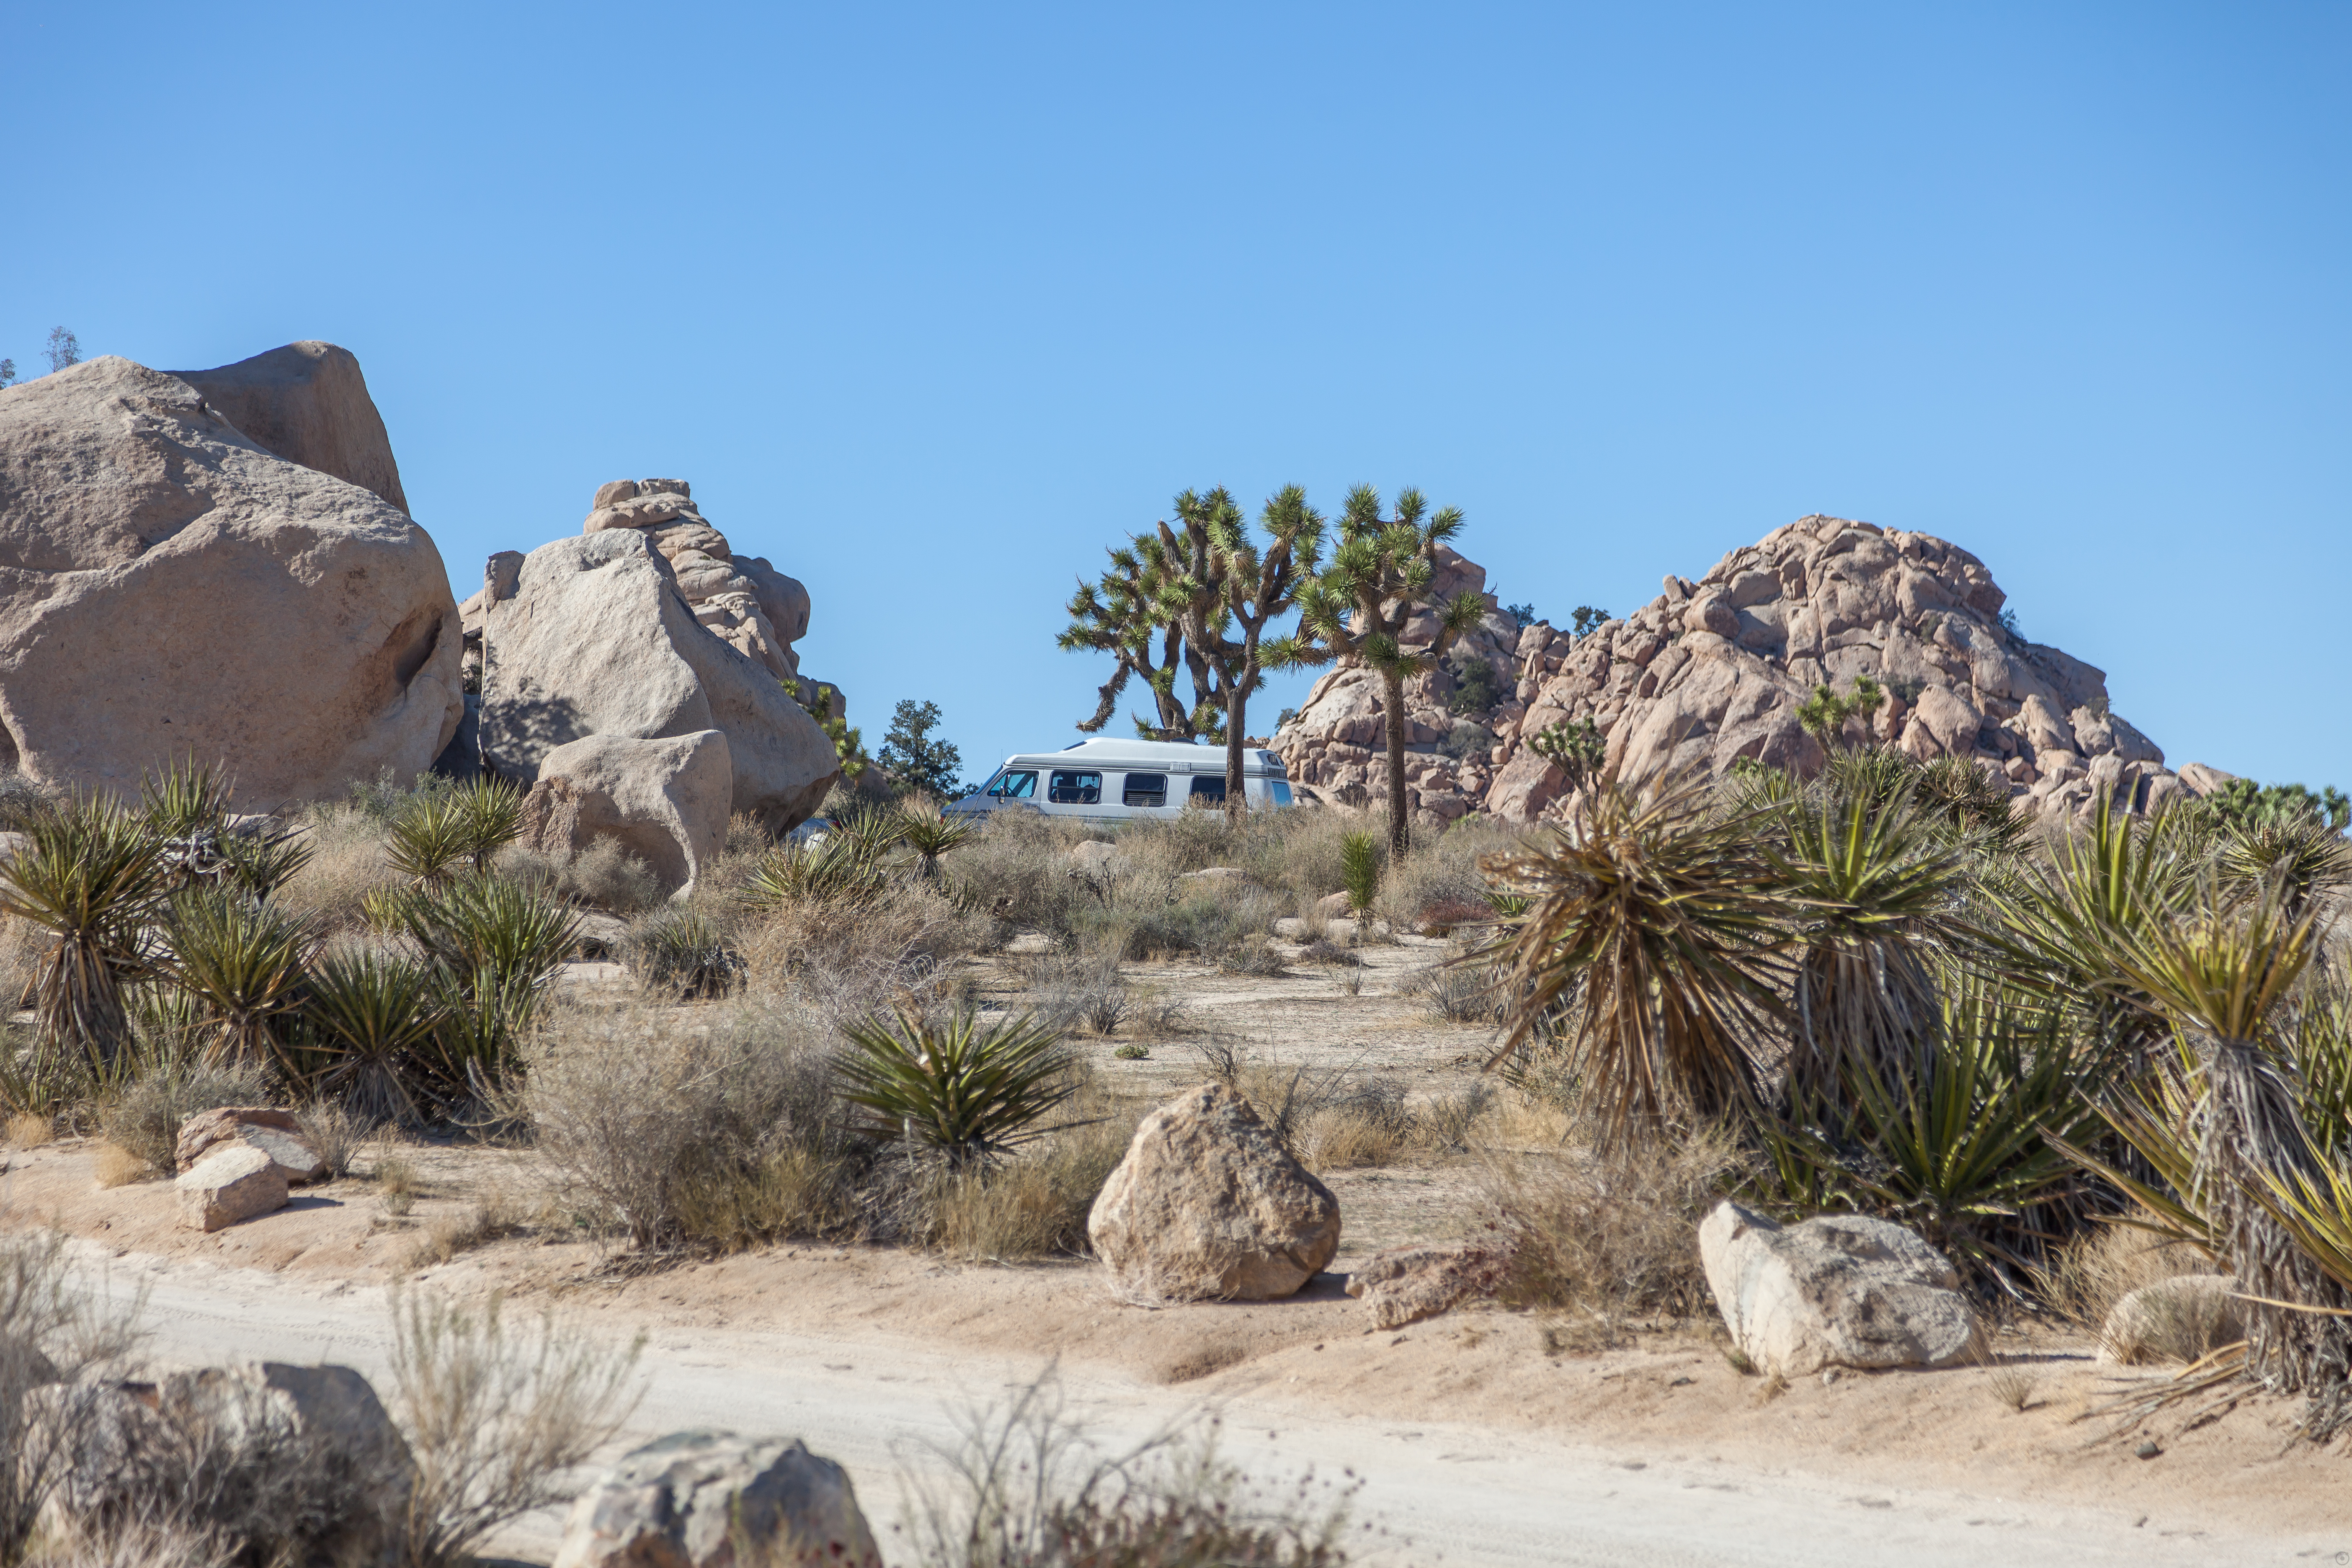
<box><xmin>1068</xmin><ymin>840</ymin><xmax>1133</xmax><ymax>881</ymax></box>
<box><xmin>1697</xmin><ymin>1200</ymin><xmax>1977</xmax><ymax>1377</ymax></box>
<box><xmin>2177</xmin><ymin>761</ymin><xmax>2239</xmax><ymax>798</ymax></box>
<box><xmin>552</xmin><ymin>1430</ymin><xmax>881</xmax><ymax>1568</ymax></box>
<box><xmin>2099</xmin><ymin>1274</ymin><xmax>2245</xmax><ymax>1366</ymax></box>
<box><xmin>1345</xmin><ymin>1243</ymin><xmax>1509</xmax><ymax>1329</ymax></box>
<box><xmin>1312</xmin><ymin>890</ymin><xmax>1354</xmax><ymax>920</ymax></box>
<box><xmin>0</xmin><ymin>357</ymin><xmax>464</xmax><ymax>804</ymax></box>
<box><xmin>169</xmin><ymin>341</ymin><xmax>409</xmax><ymax>513</ymax></box>
<box><xmin>478</xmin><ymin>530</ymin><xmax>838</xmax><ymax>831</ymax></box>
<box><xmin>175</xmin><ymin>1144</ymin><xmax>290</xmax><ymax>1232</ymax></box>
<box><xmin>518</xmin><ymin>730</ymin><xmax>732</xmax><ymax>899</ymax></box>
<box><xmin>1088</xmin><ymin>1084</ymin><xmax>1341</xmax><ymax>1301</ymax></box>
<box><xmin>174</xmin><ymin>1106</ymin><xmax>325</xmax><ymax>1181</ymax></box>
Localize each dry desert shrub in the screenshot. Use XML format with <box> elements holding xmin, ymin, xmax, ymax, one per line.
<box><xmin>0</xmin><ymin>913</ymin><xmax>44</xmax><ymax>1009</ymax></box>
<box><xmin>518</xmin><ymin>997</ymin><xmax>851</xmax><ymax>1251</ymax></box>
<box><xmin>738</xmin><ymin>879</ymin><xmax>981</xmax><ymax>1020</ymax></box>
<box><xmin>6</xmin><ymin>1111</ymin><xmax>53</xmax><ymax>1148</ymax></box>
<box><xmin>96</xmin><ymin>1063</ymin><xmax>269</xmax><ymax>1177</ymax></box>
<box><xmin>0</xmin><ymin>1231</ymin><xmax>148</xmax><ymax>1565</ymax></box>
<box><xmin>404</xmin><ymin>1196</ymin><xmax>523</xmax><ymax>1271</ymax></box>
<box><xmin>1400</xmin><ymin>952</ymin><xmax>1502</xmax><ymax>1024</ymax></box>
<box><xmin>493</xmin><ymin>838</ymin><xmax>663</xmax><ymax>913</ymax></box>
<box><xmin>272</xmin><ymin>810</ymin><xmax>397</xmax><ymax>935</ymax></box>
<box><xmin>291</xmin><ymin>1099</ymin><xmax>369</xmax><ymax>1181</ymax></box>
<box><xmin>1478</xmin><ymin>1115</ymin><xmax>1746</xmax><ymax>1337</ymax></box>
<box><xmin>22</xmin><ymin>1513</ymin><xmax>233</xmax><ymax>1568</ymax></box>
<box><xmin>1375</xmin><ymin>817</ymin><xmax>1517</xmax><ymax>929</ymax></box>
<box><xmin>2034</xmin><ymin>1219</ymin><xmax>2214</xmax><ymax>1332</ymax></box>
<box><xmin>1300</xmin><ymin>1101</ymin><xmax>1407</xmax><ymax>1170</ymax></box>
<box><xmin>925</xmin><ymin>1114</ymin><xmax>1140</xmax><ymax>1262</ymax></box>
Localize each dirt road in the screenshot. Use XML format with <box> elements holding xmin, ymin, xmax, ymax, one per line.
<box><xmin>78</xmin><ymin>1242</ymin><xmax>2332</xmax><ymax>1568</ymax></box>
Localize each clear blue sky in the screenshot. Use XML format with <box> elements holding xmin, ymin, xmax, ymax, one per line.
<box><xmin>5</xmin><ymin>3</ymin><xmax>2345</xmax><ymax>792</ymax></box>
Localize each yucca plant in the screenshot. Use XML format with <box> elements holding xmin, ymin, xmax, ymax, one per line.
<box><xmin>837</xmin><ymin>1006</ymin><xmax>1076</xmax><ymax>1168</ymax></box>
<box><xmin>387</xmin><ymin>792</ymin><xmax>476</xmax><ymax>888</ymax></box>
<box><xmin>218</xmin><ymin>823</ymin><xmax>316</xmax><ymax>902</ymax></box>
<box><xmin>1815</xmin><ymin>743</ymin><xmax>1917</xmax><ymax>813</ymax></box>
<box><xmin>382</xmin><ymin>872</ymin><xmax>581</xmax><ymax>991</ymax></box>
<box><xmin>1767</xmin><ymin>785</ymin><xmax>1969</xmax><ymax>1110</ymax></box>
<box><xmin>2219</xmin><ymin>815</ymin><xmax>2352</xmax><ymax>923</ymax></box>
<box><xmin>301</xmin><ymin>949</ymin><xmax>448</xmax><ymax>1122</ymax></box>
<box><xmin>740</xmin><ymin>833</ymin><xmax>889</xmax><ymax>910</ymax></box>
<box><xmin>160</xmin><ymin>886</ymin><xmax>319</xmax><ymax>1071</ymax></box>
<box><xmin>2104</xmin><ymin>889</ymin><xmax>2352</xmax><ymax>1431</ymax></box>
<box><xmin>897</xmin><ymin>802</ymin><xmax>976</xmax><ymax>882</ymax></box>
<box><xmin>1913</xmin><ymin>754</ymin><xmax>2032</xmax><ymax>857</ymax></box>
<box><xmin>627</xmin><ymin>909</ymin><xmax>745</xmax><ymax>1001</ymax></box>
<box><xmin>1339</xmin><ymin>830</ymin><xmax>1380</xmax><ymax>915</ymax></box>
<box><xmin>1482</xmin><ymin>777</ymin><xmax>1790</xmax><ymax>1147</ymax></box>
<box><xmin>450</xmin><ymin>776</ymin><xmax>527</xmax><ymax>873</ymax></box>
<box><xmin>138</xmin><ymin>755</ymin><xmax>235</xmax><ymax>841</ymax></box>
<box><xmin>0</xmin><ymin>792</ymin><xmax>164</xmax><ymax>1075</ymax></box>
<box><xmin>416</xmin><ymin>962</ymin><xmax>547</xmax><ymax>1111</ymax></box>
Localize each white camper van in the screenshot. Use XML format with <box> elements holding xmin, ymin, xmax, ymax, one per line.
<box><xmin>946</xmin><ymin>738</ymin><xmax>1294</xmax><ymax>824</ymax></box>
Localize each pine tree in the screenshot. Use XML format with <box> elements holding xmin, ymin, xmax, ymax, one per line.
<box><xmin>1279</xmin><ymin>486</ymin><xmax>1486</xmax><ymax>853</ymax></box>
<box><xmin>879</xmin><ymin>699</ymin><xmax>966</xmax><ymax>800</ymax></box>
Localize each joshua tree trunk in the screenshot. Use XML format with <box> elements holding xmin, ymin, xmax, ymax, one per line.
<box><xmin>1382</xmin><ymin>669</ymin><xmax>1411</xmax><ymax>855</ymax></box>
<box><xmin>1225</xmin><ymin>679</ymin><xmax>1251</xmax><ymax>823</ymax></box>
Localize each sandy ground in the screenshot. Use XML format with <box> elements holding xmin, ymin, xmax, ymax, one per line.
<box><xmin>5</xmin><ymin>942</ymin><xmax>2352</xmax><ymax>1564</ymax></box>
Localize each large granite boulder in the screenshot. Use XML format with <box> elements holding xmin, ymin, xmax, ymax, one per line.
<box><xmin>518</xmin><ymin>730</ymin><xmax>733</xmax><ymax>898</ymax></box>
<box><xmin>0</xmin><ymin>356</ymin><xmax>462</xmax><ymax>805</ymax></box>
<box><xmin>1088</xmin><ymin>1084</ymin><xmax>1341</xmax><ymax>1301</ymax></box>
<box><xmin>174</xmin><ymin>1106</ymin><xmax>325</xmax><ymax>1182</ymax></box>
<box><xmin>1698</xmin><ymin>1200</ymin><xmax>1978</xmax><ymax>1377</ymax></box>
<box><xmin>477</xmin><ymin>529</ymin><xmax>837</xmax><ymax>830</ymax></box>
<box><xmin>168</xmin><ymin>341</ymin><xmax>409</xmax><ymax>513</ymax></box>
<box><xmin>552</xmin><ymin>1430</ymin><xmax>881</xmax><ymax>1568</ymax></box>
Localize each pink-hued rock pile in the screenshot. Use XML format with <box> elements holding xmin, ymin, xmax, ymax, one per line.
<box><xmin>1275</xmin><ymin>515</ymin><xmax>2226</xmax><ymax>829</ymax></box>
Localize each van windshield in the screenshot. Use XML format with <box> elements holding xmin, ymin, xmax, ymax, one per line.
<box><xmin>988</xmin><ymin>770</ymin><xmax>1037</xmax><ymax>799</ymax></box>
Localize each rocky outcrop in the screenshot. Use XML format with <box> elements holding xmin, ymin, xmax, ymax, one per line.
<box><xmin>168</xmin><ymin>341</ymin><xmax>410</xmax><ymax>513</ymax></box>
<box><xmin>1275</xmin><ymin>517</ymin><xmax>2218</xmax><ymax>829</ymax></box>
<box><xmin>0</xmin><ymin>356</ymin><xmax>464</xmax><ymax>806</ymax></box>
<box><xmin>174</xmin><ymin>1106</ymin><xmax>325</xmax><ymax>1182</ymax></box>
<box><xmin>176</xmin><ymin>1143</ymin><xmax>290</xmax><ymax>1232</ymax></box>
<box><xmin>553</xmin><ymin>1431</ymin><xmax>882</xmax><ymax>1568</ymax></box>
<box><xmin>1698</xmin><ymin>1200</ymin><xmax>1978</xmax><ymax>1377</ymax></box>
<box><xmin>518</xmin><ymin>730</ymin><xmax>733</xmax><ymax>898</ymax></box>
<box><xmin>1088</xmin><ymin>1084</ymin><xmax>1341</xmax><ymax>1301</ymax></box>
<box><xmin>475</xmin><ymin>527</ymin><xmax>838</xmax><ymax>831</ymax></box>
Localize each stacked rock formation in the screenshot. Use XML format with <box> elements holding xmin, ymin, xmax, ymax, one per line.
<box><xmin>1277</xmin><ymin>515</ymin><xmax>2219</xmax><ymax>829</ymax></box>
<box><xmin>0</xmin><ymin>353</ymin><xmax>463</xmax><ymax>806</ymax></box>
<box><xmin>465</xmin><ymin>480</ymin><xmax>841</xmax><ymax>841</ymax></box>
<box><xmin>1268</xmin><ymin>544</ymin><xmax>1525</xmax><ymax>825</ymax></box>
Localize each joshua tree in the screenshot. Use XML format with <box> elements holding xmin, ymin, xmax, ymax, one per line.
<box><xmin>1281</xmin><ymin>485</ymin><xmax>1486</xmax><ymax>853</ymax></box>
<box><xmin>1061</xmin><ymin>536</ymin><xmax>1225</xmax><ymax>743</ymax></box>
<box><xmin>1151</xmin><ymin>485</ymin><xmax>1326</xmax><ymax>819</ymax></box>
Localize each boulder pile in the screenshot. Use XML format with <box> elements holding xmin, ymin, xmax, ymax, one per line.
<box><xmin>1276</xmin><ymin>516</ymin><xmax>2228</xmax><ymax>828</ymax></box>
<box><xmin>0</xmin><ymin>354</ymin><xmax>464</xmax><ymax>806</ymax></box>
<box><xmin>464</xmin><ymin>480</ymin><xmax>841</xmax><ymax>834</ymax></box>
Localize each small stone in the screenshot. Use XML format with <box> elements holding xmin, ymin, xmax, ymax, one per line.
<box><xmin>176</xmin><ymin>1145</ymin><xmax>290</xmax><ymax>1232</ymax></box>
<box><xmin>1821</xmin><ymin>1368</ymin><xmax>1840</xmax><ymax>1387</ymax></box>
<box><xmin>552</xmin><ymin>1430</ymin><xmax>879</xmax><ymax>1568</ymax></box>
<box><xmin>2134</xmin><ymin>1440</ymin><xmax>2162</xmax><ymax>1460</ymax></box>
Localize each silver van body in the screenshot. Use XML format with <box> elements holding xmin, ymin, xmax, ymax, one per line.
<box><xmin>945</xmin><ymin>738</ymin><xmax>1294</xmax><ymax>824</ymax></box>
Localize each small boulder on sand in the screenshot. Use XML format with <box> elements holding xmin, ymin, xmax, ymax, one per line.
<box><xmin>175</xmin><ymin>1145</ymin><xmax>290</xmax><ymax>1232</ymax></box>
<box><xmin>1698</xmin><ymin>1200</ymin><xmax>1977</xmax><ymax>1378</ymax></box>
<box><xmin>1088</xmin><ymin>1084</ymin><xmax>1340</xmax><ymax>1301</ymax></box>
<box><xmin>1346</xmin><ymin>1243</ymin><xmax>1510</xmax><ymax>1329</ymax></box>
<box><xmin>552</xmin><ymin>1430</ymin><xmax>881</xmax><ymax>1568</ymax></box>
<box><xmin>175</xmin><ymin>1106</ymin><xmax>325</xmax><ymax>1182</ymax></box>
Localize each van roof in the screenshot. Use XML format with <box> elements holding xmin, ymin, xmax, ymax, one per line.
<box><xmin>996</xmin><ymin>738</ymin><xmax>1284</xmax><ymax>773</ymax></box>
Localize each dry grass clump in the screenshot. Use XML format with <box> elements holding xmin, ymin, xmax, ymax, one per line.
<box><xmin>5</xmin><ymin>1112</ymin><xmax>53</xmax><ymax>1148</ymax></box>
<box><xmin>1401</xmin><ymin>953</ymin><xmax>1501</xmax><ymax>1024</ymax></box>
<box><xmin>405</xmin><ymin>1196</ymin><xmax>523</xmax><ymax>1270</ymax></box>
<box><xmin>0</xmin><ymin>913</ymin><xmax>44</xmax><ymax>1010</ymax></box>
<box><xmin>1376</xmin><ymin>817</ymin><xmax>1517</xmax><ymax>929</ymax></box>
<box><xmin>292</xmin><ymin>1100</ymin><xmax>370</xmax><ymax>1181</ymax></box>
<box><xmin>924</xmin><ymin>1110</ymin><xmax>1141</xmax><ymax>1262</ymax></box>
<box><xmin>2034</xmin><ymin>1219</ymin><xmax>2214</xmax><ymax>1331</ymax></box>
<box><xmin>1478</xmin><ymin>1115</ymin><xmax>1746</xmax><ymax>1341</ymax></box>
<box><xmin>1026</xmin><ymin>951</ymin><xmax>1130</xmax><ymax>1037</ymax></box>
<box><xmin>89</xmin><ymin>1143</ymin><xmax>152</xmax><ymax>1188</ymax></box>
<box><xmin>738</xmin><ymin>880</ymin><xmax>981</xmax><ymax>1019</ymax></box>
<box><xmin>1301</xmin><ymin>1101</ymin><xmax>1408</xmax><ymax>1170</ymax></box>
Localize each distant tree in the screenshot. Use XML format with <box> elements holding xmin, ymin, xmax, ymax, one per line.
<box><xmin>1996</xmin><ymin>606</ymin><xmax>2021</xmax><ymax>638</ymax></box>
<box><xmin>2205</xmin><ymin>779</ymin><xmax>2352</xmax><ymax>834</ymax></box>
<box><xmin>879</xmin><ymin>699</ymin><xmax>966</xmax><ymax>799</ymax></box>
<box><xmin>1274</xmin><ymin>707</ymin><xmax>1299</xmax><ymax>732</ymax></box>
<box><xmin>1530</xmin><ymin>717</ymin><xmax>1607</xmax><ymax>792</ymax></box>
<box><xmin>0</xmin><ymin>359</ymin><xmax>14</xmax><ymax>389</ymax></box>
<box><xmin>43</xmin><ymin>328</ymin><xmax>79</xmax><ymax>374</ymax></box>
<box><xmin>1795</xmin><ymin>674</ymin><xmax>1884</xmax><ymax>751</ymax></box>
<box><xmin>1445</xmin><ymin>644</ymin><xmax>1506</xmax><ymax>715</ymax></box>
<box><xmin>1153</xmin><ymin>485</ymin><xmax>1326</xmax><ymax>818</ymax></box>
<box><xmin>1280</xmin><ymin>485</ymin><xmax>1485</xmax><ymax>854</ymax></box>
<box><xmin>1571</xmin><ymin>605</ymin><xmax>1612</xmax><ymax>640</ymax></box>
<box><xmin>783</xmin><ymin>678</ymin><xmax>868</xmax><ymax>783</ymax></box>
<box><xmin>1505</xmin><ymin>602</ymin><xmax>1538</xmax><ymax>628</ymax></box>
<box><xmin>1061</xmin><ymin>536</ymin><xmax>1225</xmax><ymax>743</ymax></box>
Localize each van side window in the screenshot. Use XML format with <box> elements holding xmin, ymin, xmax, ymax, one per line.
<box><xmin>1267</xmin><ymin>779</ymin><xmax>1293</xmax><ymax>806</ymax></box>
<box><xmin>1188</xmin><ymin>775</ymin><xmax>1226</xmax><ymax>805</ymax></box>
<box><xmin>989</xmin><ymin>770</ymin><xmax>1037</xmax><ymax>799</ymax></box>
<box><xmin>1121</xmin><ymin>773</ymin><xmax>1167</xmax><ymax>807</ymax></box>
<box><xmin>1048</xmin><ymin>770</ymin><xmax>1101</xmax><ymax>805</ymax></box>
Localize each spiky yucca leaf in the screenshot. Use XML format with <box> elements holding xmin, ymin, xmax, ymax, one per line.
<box><xmin>138</xmin><ymin>756</ymin><xmax>235</xmax><ymax>841</ymax></box>
<box><xmin>387</xmin><ymin>794</ymin><xmax>475</xmax><ymax>887</ymax></box>
<box><xmin>302</xmin><ymin>949</ymin><xmax>447</xmax><ymax>1121</ymax></box>
<box><xmin>0</xmin><ymin>792</ymin><xmax>164</xmax><ymax>1074</ymax></box>
<box><xmin>162</xmin><ymin>887</ymin><xmax>319</xmax><ymax>1071</ymax></box>
<box><xmin>740</xmin><ymin>833</ymin><xmax>888</xmax><ymax>910</ymax></box>
<box><xmin>1481</xmin><ymin>779</ymin><xmax>1789</xmax><ymax>1145</ymax></box>
<box><xmin>450</xmin><ymin>777</ymin><xmax>526</xmax><ymax>872</ymax></box>
<box><xmin>837</xmin><ymin>1007</ymin><xmax>1075</xmax><ymax>1167</ymax></box>
<box><xmin>897</xmin><ymin>802</ymin><xmax>975</xmax><ymax>881</ymax></box>
<box><xmin>2220</xmin><ymin>816</ymin><xmax>2352</xmax><ymax>921</ymax></box>
<box><xmin>627</xmin><ymin>909</ymin><xmax>744</xmax><ymax>1001</ymax></box>
<box><xmin>382</xmin><ymin>872</ymin><xmax>580</xmax><ymax>992</ymax></box>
